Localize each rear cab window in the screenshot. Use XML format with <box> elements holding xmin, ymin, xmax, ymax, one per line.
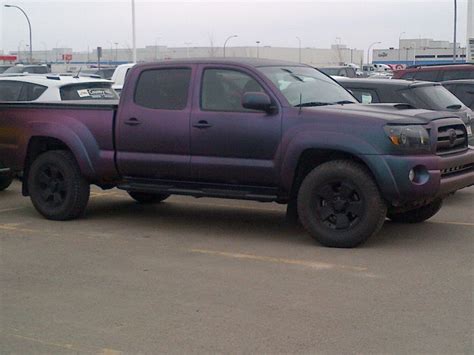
<box><xmin>60</xmin><ymin>83</ymin><xmax>118</xmax><ymax>101</ymax></box>
<box><xmin>134</xmin><ymin>68</ymin><xmax>192</xmax><ymax>110</ymax></box>
<box><xmin>441</xmin><ymin>69</ymin><xmax>474</xmax><ymax>81</ymax></box>
<box><xmin>348</xmin><ymin>88</ymin><xmax>380</xmax><ymax>104</ymax></box>
<box><xmin>413</xmin><ymin>70</ymin><xmax>439</xmax><ymax>81</ymax></box>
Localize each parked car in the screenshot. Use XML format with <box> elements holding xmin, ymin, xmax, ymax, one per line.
<box><xmin>442</xmin><ymin>79</ymin><xmax>474</xmax><ymax>110</ymax></box>
<box><xmin>337</xmin><ymin>77</ymin><xmax>473</xmax><ymax>145</ymax></box>
<box><xmin>111</xmin><ymin>63</ymin><xmax>135</xmax><ymax>94</ymax></box>
<box><xmin>0</xmin><ymin>75</ymin><xmax>118</xmax><ymax>102</ymax></box>
<box><xmin>1</xmin><ymin>58</ymin><xmax>473</xmax><ymax>248</ymax></box>
<box><xmin>2</xmin><ymin>64</ymin><xmax>50</xmax><ymax>75</ymax></box>
<box><xmin>319</xmin><ymin>66</ymin><xmax>357</xmax><ymax>78</ymax></box>
<box><xmin>393</xmin><ymin>63</ymin><xmax>474</xmax><ymax>82</ymax></box>
<box><xmin>0</xmin><ymin>65</ymin><xmax>14</xmax><ymax>74</ymax></box>
<box><xmin>80</xmin><ymin>68</ymin><xmax>116</xmax><ymax>80</ymax></box>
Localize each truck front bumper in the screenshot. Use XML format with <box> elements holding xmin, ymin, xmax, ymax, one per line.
<box><xmin>365</xmin><ymin>147</ymin><xmax>474</xmax><ymax>205</ymax></box>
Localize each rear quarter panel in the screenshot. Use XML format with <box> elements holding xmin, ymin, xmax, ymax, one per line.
<box><xmin>0</xmin><ymin>103</ymin><xmax>118</xmax><ymax>182</ymax></box>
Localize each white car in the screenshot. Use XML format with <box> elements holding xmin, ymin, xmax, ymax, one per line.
<box><xmin>0</xmin><ymin>75</ymin><xmax>118</xmax><ymax>102</ymax></box>
<box><xmin>111</xmin><ymin>63</ymin><xmax>135</xmax><ymax>94</ymax></box>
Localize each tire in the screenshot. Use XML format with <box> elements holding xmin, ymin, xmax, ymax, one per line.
<box><xmin>128</xmin><ymin>191</ymin><xmax>170</xmax><ymax>204</ymax></box>
<box><xmin>0</xmin><ymin>176</ymin><xmax>13</xmax><ymax>191</ymax></box>
<box><xmin>28</xmin><ymin>150</ymin><xmax>90</xmax><ymax>221</ymax></box>
<box><xmin>297</xmin><ymin>160</ymin><xmax>387</xmax><ymax>248</ymax></box>
<box><xmin>388</xmin><ymin>199</ymin><xmax>443</xmax><ymax>223</ymax></box>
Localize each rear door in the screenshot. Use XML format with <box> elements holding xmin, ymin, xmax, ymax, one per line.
<box><xmin>190</xmin><ymin>65</ymin><xmax>282</xmax><ymax>186</ymax></box>
<box><xmin>116</xmin><ymin>65</ymin><xmax>194</xmax><ymax>180</ymax></box>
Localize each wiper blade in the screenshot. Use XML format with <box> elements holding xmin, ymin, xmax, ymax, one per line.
<box><xmin>334</xmin><ymin>100</ymin><xmax>356</xmax><ymax>105</ymax></box>
<box><xmin>446</xmin><ymin>104</ymin><xmax>462</xmax><ymax>110</ymax></box>
<box><xmin>294</xmin><ymin>102</ymin><xmax>332</xmax><ymax>107</ymax></box>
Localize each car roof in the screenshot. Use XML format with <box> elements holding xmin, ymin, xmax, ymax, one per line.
<box><xmin>0</xmin><ymin>75</ymin><xmax>112</xmax><ymax>87</ymax></box>
<box><xmin>336</xmin><ymin>77</ymin><xmax>438</xmax><ymax>88</ymax></box>
<box><xmin>441</xmin><ymin>79</ymin><xmax>474</xmax><ymax>85</ymax></box>
<box><xmin>137</xmin><ymin>57</ymin><xmax>307</xmax><ymax>69</ymax></box>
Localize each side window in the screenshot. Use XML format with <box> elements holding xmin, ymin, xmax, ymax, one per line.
<box><xmin>0</xmin><ymin>81</ymin><xmax>24</xmax><ymax>101</ymax></box>
<box><xmin>413</xmin><ymin>70</ymin><xmax>438</xmax><ymax>81</ymax></box>
<box><xmin>441</xmin><ymin>70</ymin><xmax>474</xmax><ymax>81</ymax></box>
<box><xmin>201</xmin><ymin>68</ymin><xmax>265</xmax><ymax>112</ymax></box>
<box><xmin>350</xmin><ymin>88</ymin><xmax>380</xmax><ymax>104</ymax></box>
<box><xmin>18</xmin><ymin>83</ymin><xmax>47</xmax><ymax>101</ymax></box>
<box><xmin>453</xmin><ymin>84</ymin><xmax>474</xmax><ymax>109</ymax></box>
<box><xmin>134</xmin><ymin>68</ymin><xmax>191</xmax><ymax>110</ymax></box>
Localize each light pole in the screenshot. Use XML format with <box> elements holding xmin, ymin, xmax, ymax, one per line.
<box><xmin>367</xmin><ymin>41</ymin><xmax>381</xmax><ymax>64</ymax></box>
<box><xmin>131</xmin><ymin>0</ymin><xmax>137</xmax><ymax>62</ymax></box>
<box><xmin>154</xmin><ymin>37</ymin><xmax>161</xmax><ymax>61</ymax></box>
<box><xmin>398</xmin><ymin>32</ymin><xmax>405</xmax><ymax>61</ymax></box>
<box><xmin>41</xmin><ymin>41</ymin><xmax>47</xmax><ymax>63</ymax></box>
<box><xmin>453</xmin><ymin>0</ymin><xmax>457</xmax><ymax>62</ymax></box>
<box><xmin>5</xmin><ymin>4</ymin><xmax>32</xmax><ymax>63</ymax></box>
<box><xmin>114</xmin><ymin>42</ymin><xmax>119</xmax><ymax>63</ymax></box>
<box><xmin>412</xmin><ymin>41</ymin><xmax>417</xmax><ymax>65</ymax></box>
<box><xmin>256</xmin><ymin>41</ymin><xmax>260</xmax><ymax>58</ymax></box>
<box><xmin>296</xmin><ymin>36</ymin><xmax>302</xmax><ymax>63</ymax></box>
<box><xmin>223</xmin><ymin>34</ymin><xmax>238</xmax><ymax>57</ymax></box>
<box><xmin>184</xmin><ymin>42</ymin><xmax>192</xmax><ymax>58</ymax></box>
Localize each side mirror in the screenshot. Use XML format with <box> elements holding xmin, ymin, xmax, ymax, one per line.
<box><xmin>242</xmin><ymin>92</ymin><xmax>274</xmax><ymax>113</ymax></box>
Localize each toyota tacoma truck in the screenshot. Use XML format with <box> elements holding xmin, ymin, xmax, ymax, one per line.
<box><xmin>1</xmin><ymin>58</ymin><xmax>473</xmax><ymax>248</ymax></box>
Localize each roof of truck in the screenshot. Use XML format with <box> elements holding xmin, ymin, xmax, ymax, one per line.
<box><xmin>138</xmin><ymin>57</ymin><xmax>307</xmax><ymax>68</ymax></box>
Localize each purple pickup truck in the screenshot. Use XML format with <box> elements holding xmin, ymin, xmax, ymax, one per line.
<box><xmin>1</xmin><ymin>58</ymin><xmax>473</xmax><ymax>247</ymax></box>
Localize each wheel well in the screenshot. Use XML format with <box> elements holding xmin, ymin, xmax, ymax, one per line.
<box><xmin>289</xmin><ymin>149</ymin><xmax>373</xmax><ymax>199</ymax></box>
<box><xmin>22</xmin><ymin>137</ymin><xmax>71</xmax><ymax>196</ymax></box>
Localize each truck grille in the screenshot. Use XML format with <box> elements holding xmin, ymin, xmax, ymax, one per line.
<box><xmin>436</xmin><ymin>124</ymin><xmax>467</xmax><ymax>155</ymax></box>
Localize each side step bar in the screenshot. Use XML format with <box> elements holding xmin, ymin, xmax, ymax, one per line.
<box><xmin>117</xmin><ymin>179</ymin><xmax>279</xmax><ymax>202</ymax></box>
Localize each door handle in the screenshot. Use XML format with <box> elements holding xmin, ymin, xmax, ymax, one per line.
<box><xmin>124</xmin><ymin>117</ymin><xmax>141</xmax><ymax>126</ymax></box>
<box><xmin>193</xmin><ymin>120</ymin><xmax>212</xmax><ymax>129</ymax></box>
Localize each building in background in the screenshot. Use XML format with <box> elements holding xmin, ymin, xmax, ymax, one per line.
<box><xmin>373</xmin><ymin>38</ymin><xmax>466</xmax><ymax>66</ymax></box>
<box><xmin>468</xmin><ymin>0</ymin><xmax>473</xmax><ymax>62</ymax></box>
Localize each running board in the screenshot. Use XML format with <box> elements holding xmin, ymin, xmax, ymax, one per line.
<box><xmin>117</xmin><ymin>179</ymin><xmax>279</xmax><ymax>202</ymax></box>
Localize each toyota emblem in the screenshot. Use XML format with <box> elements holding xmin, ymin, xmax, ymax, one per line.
<box><xmin>447</xmin><ymin>129</ymin><xmax>457</xmax><ymax>147</ymax></box>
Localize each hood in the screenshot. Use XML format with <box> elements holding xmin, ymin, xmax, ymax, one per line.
<box><xmin>307</xmin><ymin>103</ymin><xmax>463</xmax><ymax>125</ymax></box>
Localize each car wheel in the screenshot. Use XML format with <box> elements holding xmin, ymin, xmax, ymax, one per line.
<box><xmin>297</xmin><ymin>160</ymin><xmax>387</xmax><ymax>248</ymax></box>
<box><xmin>28</xmin><ymin>150</ymin><xmax>90</xmax><ymax>220</ymax></box>
<box><xmin>388</xmin><ymin>199</ymin><xmax>443</xmax><ymax>223</ymax></box>
<box><xmin>0</xmin><ymin>176</ymin><xmax>13</xmax><ymax>191</ymax></box>
<box><xmin>128</xmin><ymin>191</ymin><xmax>170</xmax><ymax>204</ymax></box>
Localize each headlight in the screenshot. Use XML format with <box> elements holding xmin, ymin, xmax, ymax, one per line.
<box><xmin>384</xmin><ymin>125</ymin><xmax>431</xmax><ymax>151</ymax></box>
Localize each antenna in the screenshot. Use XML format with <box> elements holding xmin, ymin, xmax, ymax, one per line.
<box><xmin>73</xmin><ymin>66</ymin><xmax>82</xmax><ymax>79</ymax></box>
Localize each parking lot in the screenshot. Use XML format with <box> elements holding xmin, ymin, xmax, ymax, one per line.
<box><xmin>0</xmin><ymin>180</ymin><xmax>473</xmax><ymax>354</ymax></box>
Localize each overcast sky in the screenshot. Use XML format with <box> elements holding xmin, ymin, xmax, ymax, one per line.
<box><xmin>0</xmin><ymin>0</ymin><xmax>469</xmax><ymax>54</ymax></box>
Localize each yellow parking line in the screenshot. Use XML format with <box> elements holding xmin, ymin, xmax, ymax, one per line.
<box><xmin>0</xmin><ymin>207</ymin><xmax>26</xmax><ymax>213</ymax></box>
<box><xmin>430</xmin><ymin>221</ymin><xmax>474</xmax><ymax>227</ymax></box>
<box><xmin>190</xmin><ymin>248</ymin><xmax>376</xmax><ymax>276</ymax></box>
<box><xmin>7</xmin><ymin>333</ymin><xmax>122</xmax><ymax>354</ymax></box>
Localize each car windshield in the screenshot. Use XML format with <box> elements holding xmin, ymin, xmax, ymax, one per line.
<box><xmin>404</xmin><ymin>84</ymin><xmax>465</xmax><ymax>111</ymax></box>
<box><xmin>258</xmin><ymin>66</ymin><xmax>356</xmax><ymax>107</ymax></box>
<box><xmin>4</xmin><ymin>66</ymin><xmax>26</xmax><ymax>74</ymax></box>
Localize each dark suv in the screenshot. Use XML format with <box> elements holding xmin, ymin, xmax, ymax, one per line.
<box><xmin>392</xmin><ymin>64</ymin><xmax>474</xmax><ymax>82</ymax></box>
<box><xmin>337</xmin><ymin>78</ymin><xmax>473</xmax><ymax>145</ymax></box>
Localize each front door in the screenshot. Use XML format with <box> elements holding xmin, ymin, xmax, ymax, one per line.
<box><xmin>116</xmin><ymin>66</ymin><xmax>194</xmax><ymax>180</ymax></box>
<box><xmin>190</xmin><ymin>66</ymin><xmax>282</xmax><ymax>186</ymax></box>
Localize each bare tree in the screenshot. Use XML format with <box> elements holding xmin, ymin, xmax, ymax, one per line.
<box><xmin>208</xmin><ymin>33</ymin><xmax>219</xmax><ymax>57</ymax></box>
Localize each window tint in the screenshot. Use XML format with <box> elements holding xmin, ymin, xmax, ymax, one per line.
<box><xmin>135</xmin><ymin>68</ymin><xmax>191</xmax><ymax>110</ymax></box>
<box><xmin>441</xmin><ymin>70</ymin><xmax>474</xmax><ymax>81</ymax></box>
<box><xmin>0</xmin><ymin>81</ymin><xmax>24</xmax><ymax>101</ymax></box>
<box><xmin>413</xmin><ymin>70</ymin><xmax>438</xmax><ymax>81</ymax></box>
<box><xmin>350</xmin><ymin>88</ymin><xmax>380</xmax><ymax>104</ymax></box>
<box><xmin>18</xmin><ymin>83</ymin><xmax>47</xmax><ymax>101</ymax></box>
<box><xmin>60</xmin><ymin>83</ymin><xmax>118</xmax><ymax>101</ymax></box>
<box><xmin>201</xmin><ymin>69</ymin><xmax>265</xmax><ymax>112</ymax></box>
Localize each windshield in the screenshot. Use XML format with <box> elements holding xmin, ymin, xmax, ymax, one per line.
<box><xmin>403</xmin><ymin>85</ymin><xmax>465</xmax><ymax>111</ymax></box>
<box><xmin>258</xmin><ymin>66</ymin><xmax>356</xmax><ymax>107</ymax></box>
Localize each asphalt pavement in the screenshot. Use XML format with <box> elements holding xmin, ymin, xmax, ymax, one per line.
<box><xmin>1</xmin><ymin>181</ymin><xmax>473</xmax><ymax>354</ymax></box>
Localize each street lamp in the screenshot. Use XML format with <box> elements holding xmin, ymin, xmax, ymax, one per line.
<box><xmin>367</xmin><ymin>41</ymin><xmax>381</xmax><ymax>64</ymax></box>
<box><xmin>453</xmin><ymin>0</ymin><xmax>457</xmax><ymax>63</ymax></box>
<box><xmin>398</xmin><ymin>32</ymin><xmax>405</xmax><ymax>61</ymax></box>
<box><xmin>5</xmin><ymin>4</ymin><xmax>33</xmax><ymax>63</ymax></box>
<box><xmin>114</xmin><ymin>42</ymin><xmax>119</xmax><ymax>63</ymax></box>
<box><xmin>131</xmin><ymin>0</ymin><xmax>137</xmax><ymax>62</ymax></box>
<box><xmin>223</xmin><ymin>35</ymin><xmax>238</xmax><ymax>57</ymax></box>
<box><xmin>296</xmin><ymin>36</ymin><xmax>302</xmax><ymax>63</ymax></box>
<box><xmin>256</xmin><ymin>41</ymin><xmax>260</xmax><ymax>58</ymax></box>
